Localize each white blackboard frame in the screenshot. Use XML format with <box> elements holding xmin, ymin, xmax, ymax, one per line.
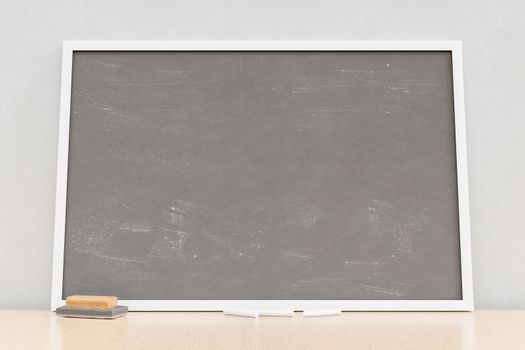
<box><xmin>51</xmin><ymin>41</ymin><xmax>473</xmax><ymax>311</ymax></box>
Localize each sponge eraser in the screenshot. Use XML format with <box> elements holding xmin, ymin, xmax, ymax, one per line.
<box><xmin>56</xmin><ymin>305</ymin><xmax>128</xmax><ymax>319</ymax></box>
<box><xmin>66</xmin><ymin>295</ymin><xmax>118</xmax><ymax>309</ymax></box>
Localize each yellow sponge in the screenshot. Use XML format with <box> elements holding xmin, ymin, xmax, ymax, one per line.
<box><xmin>65</xmin><ymin>295</ymin><xmax>118</xmax><ymax>309</ymax></box>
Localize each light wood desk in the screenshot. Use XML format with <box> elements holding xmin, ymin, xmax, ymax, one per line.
<box><xmin>1</xmin><ymin>310</ymin><xmax>523</xmax><ymax>349</ymax></box>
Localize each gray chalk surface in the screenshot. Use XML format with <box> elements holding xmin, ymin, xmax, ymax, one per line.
<box><xmin>56</xmin><ymin>305</ymin><xmax>128</xmax><ymax>319</ymax></box>
<box><xmin>62</xmin><ymin>51</ymin><xmax>462</xmax><ymax>301</ymax></box>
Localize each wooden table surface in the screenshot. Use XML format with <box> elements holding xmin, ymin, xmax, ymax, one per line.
<box><xmin>1</xmin><ymin>310</ymin><xmax>524</xmax><ymax>349</ymax></box>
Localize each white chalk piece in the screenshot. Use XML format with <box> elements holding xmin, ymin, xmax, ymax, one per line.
<box><xmin>303</xmin><ymin>309</ymin><xmax>342</xmax><ymax>317</ymax></box>
<box><xmin>258</xmin><ymin>309</ymin><xmax>294</xmax><ymax>317</ymax></box>
<box><xmin>223</xmin><ymin>308</ymin><xmax>259</xmax><ymax>318</ymax></box>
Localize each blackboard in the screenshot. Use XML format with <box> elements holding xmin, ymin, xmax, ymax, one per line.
<box><xmin>52</xmin><ymin>42</ymin><xmax>472</xmax><ymax>310</ymax></box>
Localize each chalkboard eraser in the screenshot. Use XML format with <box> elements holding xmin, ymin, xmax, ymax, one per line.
<box><xmin>56</xmin><ymin>305</ymin><xmax>128</xmax><ymax>319</ymax></box>
<box><xmin>303</xmin><ymin>309</ymin><xmax>342</xmax><ymax>317</ymax></box>
<box><xmin>66</xmin><ymin>295</ymin><xmax>118</xmax><ymax>309</ymax></box>
<box><xmin>223</xmin><ymin>308</ymin><xmax>259</xmax><ymax>318</ymax></box>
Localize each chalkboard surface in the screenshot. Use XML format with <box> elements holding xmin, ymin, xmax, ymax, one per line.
<box><xmin>62</xmin><ymin>50</ymin><xmax>462</xmax><ymax>301</ymax></box>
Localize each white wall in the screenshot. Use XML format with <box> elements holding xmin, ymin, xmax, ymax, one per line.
<box><xmin>1</xmin><ymin>0</ymin><xmax>524</xmax><ymax>309</ymax></box>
